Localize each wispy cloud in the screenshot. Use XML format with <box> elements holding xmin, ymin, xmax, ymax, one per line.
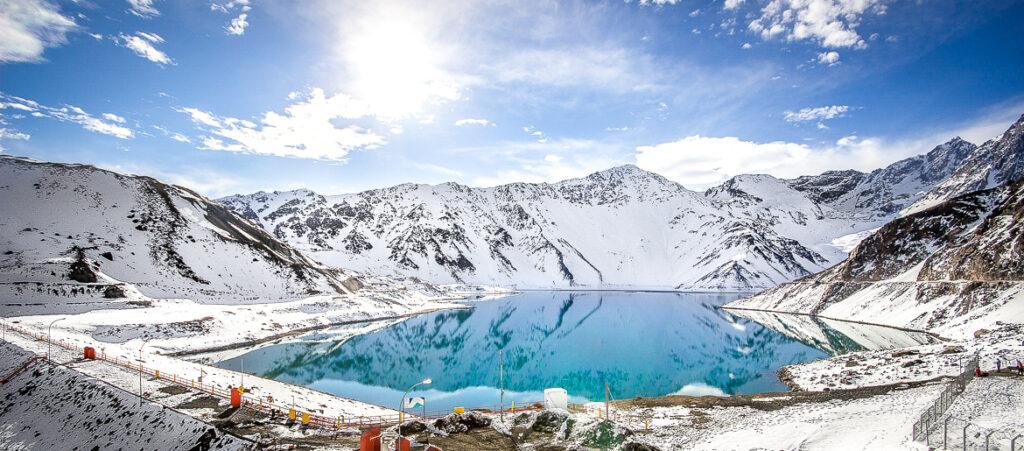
<box><xmin>460</xmin><ymin>137</ymin><xmax>626</xmax><ymax>187</ymax></box>
<box><xmin>115</xmin><ymin>31</ymin><xmax>174</xmax><ymax>66</ymax></box>
<box><xmin>126</xmin><ymin>0</ymin><xmax>159</xmax><ymax>19</ymax></box>
<box><xmin>177</xmin><ymin>88</ymin><xmax>386</xmax><ymax>161</ymax></box>
<box><xmin>0</xmin><ymin>92</ymin><xmax>134</xmax><ymax>139</ymax></box>
<box><xmin>0</xmin><ymin>0</ymin><xmax>77</xmax><ymax>63</ymax></box>
<box><xmin>784</xmin><ymin>105</ymin><xmax>849</xmax><ymax>123</ymax></box>
<box><xmin>454</xmin><ymin>118</ymin><xmax>494</xmax><ymax>127</ymax></box>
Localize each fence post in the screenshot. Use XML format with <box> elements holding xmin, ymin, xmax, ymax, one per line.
<box><xmin>945</xmin><ymin>417</ymin><xmax>950</xmax><ymax>448</ymax></box>
<box><xmin>963</xmin><ymin>424</ymin><xmax>969</xmax><ymax>451</ymax></box>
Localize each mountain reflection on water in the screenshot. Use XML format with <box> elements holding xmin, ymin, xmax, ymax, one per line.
<box><xmin>214</xmin><ymin>291</ymin><xmax>933</xmax><ymax>410</ymax></box>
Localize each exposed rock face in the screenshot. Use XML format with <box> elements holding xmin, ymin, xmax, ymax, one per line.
<box><xmin>906</xmin><ymin>114</ymin><xmax>1024</xmax><ymax>214</ymax></box>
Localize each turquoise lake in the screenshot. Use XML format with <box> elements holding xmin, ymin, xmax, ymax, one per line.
<box><xmin>212</xmin><ymin>291</ymin><xmax>935</xmax><ymax>411</ymax></box>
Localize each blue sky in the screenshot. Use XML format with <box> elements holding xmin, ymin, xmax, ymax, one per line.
<box><xmin>1</xmin><ymin>0</ymin><xmax>1023</xmax><ymax>197</ymax></box>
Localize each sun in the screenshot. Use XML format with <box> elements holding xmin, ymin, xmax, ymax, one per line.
<box><xmin>342</xmin><ymin>8</ymin><xmax>460</xmax><ymax>121</ymax></box>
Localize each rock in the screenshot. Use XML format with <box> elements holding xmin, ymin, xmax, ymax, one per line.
<box><xmin>532</xmin><ymin>411</ymin><xmax>568</xmax><ymax>433</ymax></box>
<box><xmin>103</xmin><ymin>285</ymin><xmax>127</xmax><ymax>299</ymax></box>
<box><xmin>432</xmin><ymin>411</ymin><xmax>491</xmax><ymax>434</ymax></box>
<box><xmin>398</xmin><ymin>420</ymin><xmax>427</xmax><ymax>435</ymax></box>
<box><xmin>341</xmin><ymin>276</ymin><xmax>364</xmax><ymax>292</ymax></box>
<box><xmin>100</xmin><ymin>251</ymin><xmax>114</xmax><ymax>261</ymax></box>
<box><xmin>942</xmin><ymin>345</ymin><xmax>966</xmax><ymax>354</ymax></box>
<box><xmin>845</xmin><ymin>360</ymin><xmax>860</xmax><ymax>367</ymax></box>
<box><xmin>902</xmin><ymin>359</ymin><xmax>924</xmax><ymax>368</ymax></box>
<box><xmin>891</xmin><ymin>350</ymin><xmax>919</xmax><ymax>358</ymax></box>
<box><xmin>974</xmin><ymin>329</ymin><xmax>990</xmax><ymax>338</ymax></box>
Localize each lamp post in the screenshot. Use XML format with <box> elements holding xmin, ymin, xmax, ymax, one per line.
<box><xmin>139</xmin><ymin>338</ymin><xmax>151</xmax><ymax>406</ymax></box>
<box><xmin>398</xmin><ymin>378</ymin><xmax>431</xmax><ymax>445</ymax></box>
<box><xmin>47</xmin><ymin>317</ymin><xmax>65</xmax><ymax>360</ymax></box>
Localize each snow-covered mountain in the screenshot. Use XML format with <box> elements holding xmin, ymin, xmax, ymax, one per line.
<box><xmin>221</xmin><ymin>115</ymin><xmax>1024</xmax><ymax>291</ymax></box>
<box><xmin>906</xmin><ymin>114</ymin><xmax>1024</xmax><ymax>214</ymax></box>
<box><xmin>221</xmin><ymin>166</ymin><xmax>854</xmax><ymax>291</ymax></box>
<box><xmin>723</xmin><ymin>177</ymin><xmax>1024</xmax><ymax>338</ymax></box>
<box><xmin>0</xmin><ymin>156</ymin><xmax>362</xmax><ymax>308</ymax></box>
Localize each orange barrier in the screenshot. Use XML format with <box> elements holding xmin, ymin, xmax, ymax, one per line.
<box><xmin>0</xmin><ymin>320</ymin><xmax>546</xmax><ymax>430</ymax></box>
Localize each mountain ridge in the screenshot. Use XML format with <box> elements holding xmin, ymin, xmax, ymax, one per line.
<box><xmin>220</xmin><ymin>116</ymin><xmax>1024</xmax><ymax>291</ymax></box>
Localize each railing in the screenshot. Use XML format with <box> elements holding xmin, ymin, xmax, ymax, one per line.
<box><xmin>912</xmin><ymin>354</ymin><xmax>979</xmax><ymax>443</ymax></box>
<box><xmin>0</xmin><ymin>320</ymin><xmax>543</xmax><ymax>430</ymax></box>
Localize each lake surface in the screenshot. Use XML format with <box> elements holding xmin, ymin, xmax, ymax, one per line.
<box><xmin>212</xmin><ymin>291</ymin><xmax>937</xmax><ymax>411</ymax></box>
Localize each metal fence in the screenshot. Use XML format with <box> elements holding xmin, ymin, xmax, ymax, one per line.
<box><xmin>912</xmin><ymin>354</ymin><xmax>979</xmax><ymax>443</ymax></box>
<box><xmin>1</xmin><ymin>320</ymin><xmax>544</xmax><ymax>430</ymax></box>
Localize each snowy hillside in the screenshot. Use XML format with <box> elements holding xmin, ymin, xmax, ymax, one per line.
<box><xmin>220</xmin><ymin>119</ymin><xmax>1023</xmax><ymax>291</ymax></box>
<box><xmin>0</xmin><ymin>155</ymin><xmax>360</xmax><ymax>309</ymax></box>
<box><xmin>724</xmin><ymin>178</ymin><xmax>1024</xmax><ymax>339</ymax></box>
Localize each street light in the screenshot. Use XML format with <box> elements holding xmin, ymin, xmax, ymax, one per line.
<box><xmin>139</xmin><ymin>338</ymin><xmax>152</xmax><ymax>406</ymax></box>
<box><xmin>398</xmin><ymin>378</ymin><xmax>432</xmax><ymax>445</ymax></box>
<box><xmin>47</xmin><ymin>317</ymin><xmax>66</xmax><ymax>360</ymax></box>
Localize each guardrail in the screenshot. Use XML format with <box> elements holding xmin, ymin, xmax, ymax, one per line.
<box><xmin>912</xmin><ymin>354</ymin><xmax>979</xmax><ymax>444</ymax></box>
<box><xmin>0</xmin><ymin>320</ymin><xmax>544</xmax><ymax>430</ymax></box>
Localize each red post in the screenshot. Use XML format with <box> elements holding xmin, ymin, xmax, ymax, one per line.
<box><xmin>230</xmin><ymin>388</ymin><xmax>242</xmax><ymax>407</ymax></box>
<box><xmin>83</xmin><ymin>347</ymin><xmax>96</xmax><ymax>359</ymax></box>
<box><xmin>360</xmin><ymin>427</ymin><xmax>381</xmax><ymax>451</ymax></box>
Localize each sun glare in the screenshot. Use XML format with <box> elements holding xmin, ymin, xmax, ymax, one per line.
<box><xmin>343</xmin><ymin>10</ymin><xmax>460</xmax><ymax>120</ymax></box>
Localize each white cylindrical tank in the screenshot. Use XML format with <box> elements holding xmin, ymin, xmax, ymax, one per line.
<box><xmin>544</xmin><ymin>388</ymin><xmax>568</xmax><ymax>410</ymax></box>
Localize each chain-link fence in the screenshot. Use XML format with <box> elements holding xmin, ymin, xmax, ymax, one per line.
<box><xmin>923</xmin><ymin>416</ymin><xmax>1022</xmax><ymax>451</ymax></box>
<box><xmin>913</xmin><ymin>354</ymin><xmax>979</xmax><ymax>443</ymax></box>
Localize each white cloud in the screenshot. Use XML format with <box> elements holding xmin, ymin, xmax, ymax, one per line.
<box><xmin>454</xmin><ymin>118</ymin><xmax>494</xmax><ymax>127</ymax></box>
<box><xmin>102</xmin><ymin>113</ymin><xmax>127</xmax><ymax>123</ymax></box>
<box><xmin>724</xmin><ymin>0</ymin><xmax>746</xmax><ymax>10</ymax></box>
<box><xmin>636</xmin><ymin>0</ymin><xmax>682</xmax><ymax>5</ymax></box>
<box><xmin>115</xmin><ymin>32</ymin><xmax>174</xmax><ymax>65</ymax></box>
<box><xmin>1</xmin><ymin>92</ymin><xmax>134</xmax><ymax>139</ymax></box>
<box><xmin>0</xmin><ymin>126</ymin><xmax>32</xmax><ymax>144</ymax></box>
<box><xmin>741</xmin><ymin>42</ymin><xmax>752</xmax><ymax>49</ymax></box>
<box><xmin>225</xmin><ymin>13</ymin><xmax>248</xmax><ymax>35</ymax></box>
<box><xmin>784</xmin><ymin>105</ymin><xmax>849</xmax><ymax>123</ymax></box>
<box><xmin>126</xmin><ymin>0</ymin><xmax>159</xmax><ymax>18</ymax></box>
<box><xmin>689</xmin><ymin>9</ymin><xmax>701</xmax><ymax>17</ymax></box>
<box><xmin>634</xmin><ymin>134</ymin><xmax>929</xmax><ymax>189</ymax></box>
<box><xmin>749</xmin><ymin>0</ymin><xmax>888</xmax><ymax>49</ymax></box>
<box><xmin>817</xmin><ymin>51</ymin><xmax>840</xmax><ymax>65</ymax></box>
<box><xmin>0</xmin><ymin>0</ymin><xmax>77</xmax><ymax>63</ymax></box>
<box><xmin>178</xmin><ymin>88</ymin><xmax>386</xmax><ymax>161</ymax></box>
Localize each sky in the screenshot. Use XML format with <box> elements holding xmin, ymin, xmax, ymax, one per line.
<box><xmin>0</xmin><ymin>0</ymin><xmax>1023</xmax><ymax>198</ymax></box>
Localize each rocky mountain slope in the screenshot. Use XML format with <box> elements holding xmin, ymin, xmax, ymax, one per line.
<box><xmin>220</xmin><ymin>115</ymin><xmax>1024</xmax><ymax>291</ymax></box>
<box><xmin>723</xmin><ymin>176</ymin><xmax>1024</xmax><ymax>338</ymax></box>
<box><xmin>0</xmin><ymin>155</ymin><xmax>365</xmax><ymax>310</ymax></box>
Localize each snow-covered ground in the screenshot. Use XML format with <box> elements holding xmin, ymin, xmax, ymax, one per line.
<box><xmin>779</xmin><ymin>323</ymin><xmax>1024</xmax><ymax>391</ymax></box>
<box><xmin>0</xmin><ymin>340</ymin><xmax>254</xmax><ymax>450</ymax></box>
<box><xmin>636</xmin><ymin>384</ymin><xmax>945</xmax><ymax>450</ymax></box>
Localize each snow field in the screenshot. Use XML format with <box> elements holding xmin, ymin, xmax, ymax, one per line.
<box><xmin>0</xmin><ymin>340</ymin><xmax>254</xmax><ymax>451</ymax></box>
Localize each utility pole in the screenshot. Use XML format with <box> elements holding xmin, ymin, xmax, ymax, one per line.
<box><xmin>47</xmin><ymin>317</ymin><xmax>65</xmax><ymax>360</ymax></box>
<box><xmin>499</xmin><ymin>349</ymin><xmax>504</xmax><ymax>414</ymax></box>
<box><xmin>139</xmin><ymin>338</ymin><xmax>151</xmax><ymax>406</ymax></box>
